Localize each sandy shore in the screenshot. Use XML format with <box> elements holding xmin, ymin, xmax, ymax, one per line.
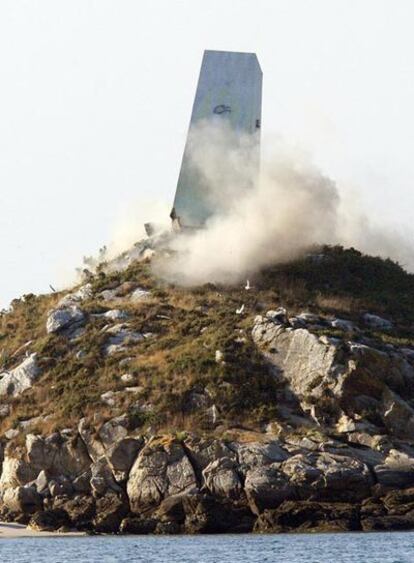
<box><xmin>0</xmin><ymin>522</ymin><xmax>85</xmax><ymax>538</ymax></box>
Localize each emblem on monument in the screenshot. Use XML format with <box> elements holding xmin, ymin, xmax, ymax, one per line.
<box><xmin>213</xmin><ymin>104</ymin><xmax>232</xmax><ymax>114</ymax></box>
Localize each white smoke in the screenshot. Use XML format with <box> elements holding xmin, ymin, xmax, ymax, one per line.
<box><xmin>159</xmin><ymin>124</ymin><xmax>339</xmax><ymax>285</ymax></box>
<box><xmin>337</xmin><ymin>196</ymin><xmax>414</xmax><ymax>272</ymax></box>
<box><xmin>106</xmin><ymin>199</ymin><xmax>170</xmax><ymax>260</ymax></box>
<box><xmin>77</xmin><ymin>120</ymin><xmax>413</xmax><ymax>286</ymax></box>
<box><xmin>152</xmin><ymin>120</ymin><xmax>414</xmax><ymax>285</ymax></box>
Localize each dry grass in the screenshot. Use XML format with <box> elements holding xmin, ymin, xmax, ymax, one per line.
<box><xmin>0</xmin><ymin>293</ymin><xmax>60</xmax><ymax>371</ymax></box>
<box><xmin>1</xmin><ymin>245</ymin><xmax>414</xmax><ymax>440</ymax></box>
<box><xmin>314</xmin><ymin>294</ymin><xmax>359</xmax><ymax>315</ymax></box>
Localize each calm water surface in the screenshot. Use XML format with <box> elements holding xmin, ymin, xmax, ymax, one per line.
<box><xmin>0</xmin><ymin>533</ymin><xmax>413</xmax><ymax>563</ymax></box>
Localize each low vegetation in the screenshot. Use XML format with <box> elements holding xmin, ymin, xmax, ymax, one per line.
<box><xmin>0</xmin><ymin>245</ymin><xmax>413</xmax><ymax>438</ymax></box>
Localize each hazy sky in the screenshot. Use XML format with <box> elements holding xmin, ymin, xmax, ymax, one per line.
<box><xmin>1</xmin><ymin>0</ymin><xmax>414</xmax><ymax>307</ymax></box>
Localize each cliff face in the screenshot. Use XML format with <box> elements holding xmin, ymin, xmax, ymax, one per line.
<box><xmin>1</xmin><ymin>245</ymin><xmax>414</xmax><ymax>533</ymax></box>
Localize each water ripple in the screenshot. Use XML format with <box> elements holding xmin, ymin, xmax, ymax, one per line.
<box><xmin>0</xmin><ymin>532</ymin><xmax>413</xmax><ymax>563</ymax></box>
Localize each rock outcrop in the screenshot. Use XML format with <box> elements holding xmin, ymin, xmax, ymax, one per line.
<box><xmin>46</xmin><ymin>306</ymin><xmax>85</xmax><ymax>335</ymax></box>
<box><xmin>127</xmin><ymin>439</ymin><xmax>197</xmax><ymax>513</ymax></box>
<box><xmin>0</xmin><ymin>354</ymin><xmax>40</xmax><ymax>398</ymax></box>
<box><xmin>0</xmin><ymin>424</ymin><xmax>414</xmax><ymax>533</ymax></box>
<box><xmin>252</xmin><ymin>312</ymin><xmax>414</xmax><ymax>438</ymax></box>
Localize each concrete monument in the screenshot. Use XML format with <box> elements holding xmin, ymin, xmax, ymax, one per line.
<box><xmin>171</xmin><ymin>50</ymin><xmax>262</xmax><ymax>229</ymax></box>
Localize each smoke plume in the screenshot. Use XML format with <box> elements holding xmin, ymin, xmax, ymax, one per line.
<box><xmin>152</xmin><ymin>120</ymin><xmax>414</xmax><ymax>286</ymax></box>
<box><xmin>86</xmin><ymin>119</ymin><xmax>412</xmax><ymax>286</ymax></box>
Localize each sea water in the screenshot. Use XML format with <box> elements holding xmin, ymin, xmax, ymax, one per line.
<box><xmin>0</xmin><ymin>532</ymin><xmax>413</xmax><ymax>563</ymax></box>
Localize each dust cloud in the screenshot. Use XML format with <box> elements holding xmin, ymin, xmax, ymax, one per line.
<box><xmin>94</xmin><ymin>120</ymin><xmax>414</xmax><ymax>286</ymax></box>
<box><xmin>153</xmin><ymin>120</ymin><xmax>414</xmax><ymax>285</ymax></box>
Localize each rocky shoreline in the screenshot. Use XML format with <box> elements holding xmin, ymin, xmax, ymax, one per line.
<box><xmin>2</xmin><ymin>425</ymin><xmax>414</xmax><ymax>535</ymax></box>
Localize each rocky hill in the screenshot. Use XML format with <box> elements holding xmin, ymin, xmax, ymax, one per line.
<box><xmin>1</xmin><ymin>240</ymin><xmax>414</xmax><ymax>534</ymax></box>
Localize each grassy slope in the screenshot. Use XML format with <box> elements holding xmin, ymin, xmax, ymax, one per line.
<box><xmin>0</xmin><ymin>245</ymin><xmax>414</xmax><ymax>439</ymax></box>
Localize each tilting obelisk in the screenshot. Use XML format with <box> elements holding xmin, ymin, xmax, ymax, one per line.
<box><xmin>171</xmin><ymin>50</ymin><xmax>262</xmax><ymax>229</ymax></box>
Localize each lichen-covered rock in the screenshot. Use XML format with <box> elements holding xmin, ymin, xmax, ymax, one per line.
<box><xmin>79</xmin><ymin>416</ymin><xmax>143</xmax><ymax>482</ymax></box>
<box><xmin>106</xmin><ymin>437</ymin><xmax>144</xmax><ymax>482</ymax></box>
<box><xmin>103</xmin><ymin>309</ymin><xmax>128</xmax><ymax>321</ymax></box>
<box><xmin>35</xmin><ymin>470</ymin><xmax>49</xmax><ymax>494</ymax></box>
<box><xmin>25</xmin><ymin>432</ymin><xmax>91</xmax><ymax>479</ymax></box>
<box><xmin>380</xmin><ymin>389</ymin><xmax>414</xmax><ymax>439</ymax></box>
<box><xmin>374</xmin><ymin>450</ymin><xmax>414</xmax><ymax>488</ymax></box>
<box><xmin>46</xmin><ymin>306</ymin><xmax>85</xmax><ymax>334</ymax></box>
<box><xmin>229</xmin><ymin>441</ymin><xmax>288</xmax><ymax>474</ymax></box>
<box><xmin>57</xmin><ymin>284</ymin><xmax>93</xmax><ymax>308</ymax></box>
<box><xmin>127</xmin><ymin>439</ymin><xmax>198</xmax><ymax>513</ymax></box>
<box><xmin>98</xmin><ymin>416</ymin><xmax>130</xmax><ymax>447</ymax></box>
<box><xmin>94</xmin><ymin>492</ymin><xmax>129</xmax><ymax>533</ymax></box>
<box><xmin>282</xmin><ymin>452</ymin><xmax>373</xmax><ymax>502</ymax></box>
<box><xmin>244</xmin><ymin>465</ymin><xmax>294</xmax><ymax>514</ymax></box>
<box><xmin>103</xmin><ymin>324</ymin><xmax>144</xmax><ymax>355</ymax></box>
<box><xmin>252</xmin><ymin>313</ymin><xmax>414</xmax><ymax>428</ymax></box>
<box><xmin>363</xmin><ymin>313</ymin><xmax>392</xmax><ymax>330</ymax></box>
<box><xmin>185</xmin><ymin>437</ymin><xmax>235</xmax><ymax>471</ymax></box>
<box><xmin>0</xmin><ymin>354</ymin><xmax>40</xmax><ymax>397</ymax></box>
<box><xmin>3</xmin><ymin>486</ymin><xmax>42</xmax><ymax>514</ymax></box>
<box><xmin>0</xmin><ymin>455</ymin><xmax>38</xmax><ymax>489</ymax></box>
<box><xmin>330</xmin><ymin>318</ymin><xmax>355</xmax><ymax>332</ymax></box>
<box><xmin>78</xmin><ymin>419</ymin><xmax>106</xmax><ymax>463</ymax></box>
<box><xmin>202</xmin><ymin>457</ymin><xmax>242</xmax><ymax>499</ymax></box>
<box><xmin>252</xmin><ymin>316</ymin><xmax>340</xmax><ymax>410</ymax></box>
<box><xmin>130</xmin><ymin>288</ymin><xmax>151</xmax><ymax>302</ymax></box>
<box><xmin>90</xmin><ymin>458</ymin><xmax>122</xmax><ymax>496</ymax></box>
<box><xmin>0</xmin><ymin>405</ymin><xmax>10</xmax><ymax>418</ymax></box>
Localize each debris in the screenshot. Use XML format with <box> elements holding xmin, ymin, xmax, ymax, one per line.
<box><xmin>101</xmin><ymin>391</ymin><xmax>117</xmax><ymax>407</ymax></box>
<box><xmin>125</xmin><ymin>386</ymin><xmax>144</xmax><ymax>394</ymax></box>
<box><xmin>130</xmin><ymin>288</ymin><xmax>151</xmax><ymax>302</ymax></box>
<box><xmin>58</xmin><ymin>284</ymin><xmax>93</xmax><ymax>308</ymax></box>
<box><xmin>5</xmin><ymin>429</ymin><xmax>19</xmax><ymax>440</ymax></box>
<box><xmin>103</xmin><ymin>324</ymin><xmax>144</xmax><ymax>356</ymax></box>
<box><xmin>9</xmin><ymin>340</ymin><xmax>33</xmax><ymax>361</ymax></box>
<box><xmin>266</xmin><ymin>308</ymin><xmax>287</xmax><ymax>323</ymax></box>
<box><xmin>0</xmin><ymin>405</ymin><xmax>10</xmax><ymax>418</ymax></box>
<box><xmin>207</xmin><ymin>404</ymin><xmax>219</xmax><ymax>425</ymax></box>
<box><xmin>236</xmin><ymin>304</ymin><xmax>245</xmax><ymax>315</ymax></box>
<box><xmin>295</xmin><ymin>312</ymin><xmax>321</xmax><ymax>324</ymax></box>
<box><xmin>100</xmin><ymin>289</ymin><xmax>118</xmax><ymax>301</ymax></box>
<box><xmin>120</xmin><ymin>373</ymin><xmax>135</xmax><ymax>384</ymax></box>
<box><xmin>330</xmin><ymin>318</ymin><xmax>355</xmax><ymax>332</ymax></box>
<box><xmin>363</xmin><ymin>313</ymin><xmax>393</xmax><ymax>330</ymax></box>
<box><xmin>119</xmin><ymin>357</ymin><xmax>133</xmax><ymax>368</ymax></box>
<box><xmin>103</xmin><ymin>310</ymin><xmax>129</xmax><ymax>322</ymax></box>
<box><xmin>215</xmin><ymin>350</ymin><xmax>224</xmax><ymax>364</ymax></box>
<box><xmin>308</xmin><ymin>405</ymin><xmax>321</xmax><ymax>426</ymax></box>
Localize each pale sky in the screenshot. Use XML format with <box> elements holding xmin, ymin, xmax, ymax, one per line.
<box><xmin>1</xmin><ymin>0</ymin><xmax>414</xmax><ymax>307</ymax></box>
